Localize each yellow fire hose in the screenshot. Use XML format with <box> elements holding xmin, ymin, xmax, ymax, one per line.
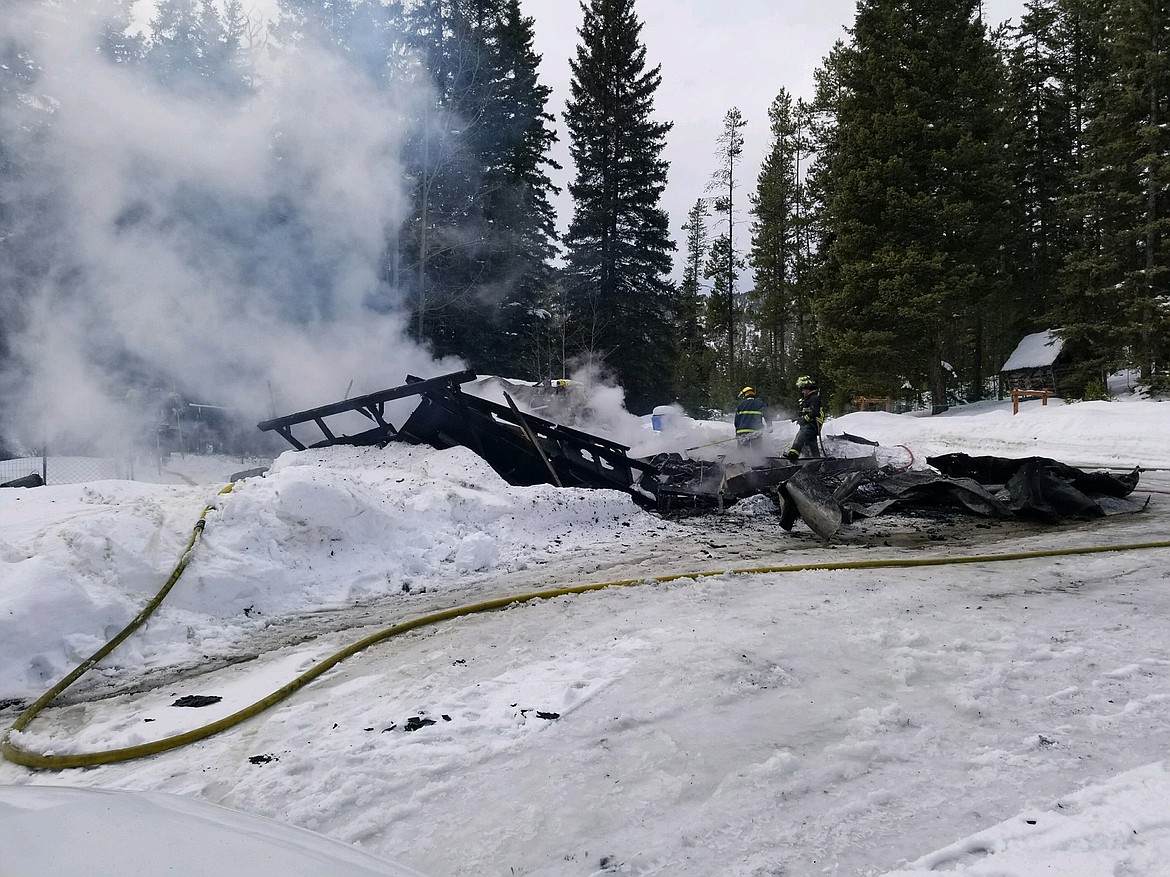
<box><xmin>3</xmin><ymin>484</ymin><xmax>1169</xmax><ymax>771</ymax></box>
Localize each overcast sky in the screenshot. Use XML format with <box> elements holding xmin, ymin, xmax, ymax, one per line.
<box><xmin>519</xmin><ymin>0</ymin><xmax>1027</xmax><ymax>279</ymax></box>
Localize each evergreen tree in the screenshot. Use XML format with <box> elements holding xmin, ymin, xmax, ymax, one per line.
<box><xmin>672</xmin><ymin>198</ymin><xmax>713</xmax><ymax>413</ymax></box>
<box><xmin>1000</xmin><ymin>0</ymin><xmax>1073</xmax><ymax>354</ymax></box>
<box><xmin>142</xmin><ymin>0</ymin><xmax>258</xmax><ymax>100</ymax></box>
<box><xmin>269</xmin><ymin>0</ymin><xmax>414</xmax><ymax>329</ymax></box>
<box><xmin>100</xmin><ymin>0</ymin><xmax>146</xmax><ymax>65</ymax></box>
<box><xmin>146</xmin><ymin>0</ymin><xmax>231</xmax><ymax>97</ymax></box>
<box><xmin>1056</xmin><ymin>0</ymin><xmax>1170</xmax><ymax>393</ymax></box>
<box><xmin>400</xmin><ymin>0</ymin><xmax>559</xmax><ymax>377</ymax></box>
<box><xmin>802</xmin><ymin>40</ymin><xmax>850</xmax><ymax>403</ymax></box>
<box><xmin>749</xmin><ymin>90</ymin><xmax>815</xmax><ymax>393</ymax></box>
<box><xmin>2</xmin><ymin>2</ymin><xmax>150</xmax><ymax>448</ymax></box>
<box><xmin>1002</xmin><ymin>0</ymin><xmax>1112</xmax><ymax>395</ymax></box>
<box><xmin>468</xmin><ymin>0</ymin><xmax>561</xmax><ymax>378</ymax></box>
<box><xmin>702</xmin><ymin>231</ymin><xmax>746</xmax><ymax>403</ymax></box>
<box><xmin>273</xmin><ymin>0</ymin><xmax>365</xmax><ymax>53</ymax></box>
<box><xmin>218</xmin><ymin>0</ymin><xmax>259</xmax><ymax>93</ymax></box>
<box><xmin>562</xmin><ymin>0</ymin><xmax>676</xmax><ymax>414</ymax></box>
<box><xmin>708</xmin><ymin>107</ymin><xmax>747</xmax><ymax>383</ymax></box>
<box><xmin>399</xmin><ymin>0</ymin><xmax>474</xmax><ymax>350</ymax></box>
<box><xmin>812</xmin><ymin>0</ymin><xmax>1011</xmax><ymax>409</ymax></box>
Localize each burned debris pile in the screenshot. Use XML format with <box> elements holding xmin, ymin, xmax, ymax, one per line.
<box><xmin>257</xmin><ymin>371</ymin><xmax>1145</xmax><ymax>540</ymax></box>
<box><xmin>257</xmin><ymin>370</ymin><xmax>660</xmax><ymax>497</ymax></box>
<box><xmin>769</xmin><ymin>453</ymin><xmax>1143</xmax><ymax>539</ymax></box>
<box><xmin>925</xmin><ymin>454</ymin><xmax>1142</xmax><ymax>520</ymax></box>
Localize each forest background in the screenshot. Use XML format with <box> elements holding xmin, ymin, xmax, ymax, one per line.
<box><xmin>1</xmin><ymin>0</ymin><xmax>1168</xmax><ymax>457</ymax></box>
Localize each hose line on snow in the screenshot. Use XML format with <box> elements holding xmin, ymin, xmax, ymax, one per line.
<box><xmin>2</xmin><ymin>483</ymin><xmax>233</xmax><ymax>769</ymax></box>
<box><xmin>3</xmin><ymin>485</ymin><xmax>1170</xmax><ymax>770</ymax></box>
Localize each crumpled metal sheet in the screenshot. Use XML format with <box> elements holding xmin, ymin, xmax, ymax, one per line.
<box><xmin>925</xmin><ymin>454</ymin><xmax>1143</xmax><ymax>520</ymax></box>
<box><xmin>840</xmin><ymin>468</ymin><xmax>1011</xmax><ymax>519</ymax></box>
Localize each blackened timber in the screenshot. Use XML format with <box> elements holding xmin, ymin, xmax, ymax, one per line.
<box><xmin>398</xmin><ymin>384</ymin><xmax>659</xmax><ymax>502</ymax></box>
<box><xmin>256</xmin><ymin>370</ymin><xmax>659</xmax><ymax>506</ymax></box>
<box><xmin>503</xmin><ymin>391</ymin><xmax>563</xmax><ymax>487</ymax></box>
<box><xmin>257</xmin><ymin>370</ymin><xmax>477</xmax><ymax>450</ymax></box>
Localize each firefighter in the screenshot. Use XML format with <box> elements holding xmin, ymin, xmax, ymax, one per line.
<box><xmin>734</xmin><ymin>387</ymin><xmax>770</xmax><ymax>446</ymax></box>
<box><xmin>786</xmin><ymin>375</ymin><xmax>824</xmax><ymax>460</ymax></box>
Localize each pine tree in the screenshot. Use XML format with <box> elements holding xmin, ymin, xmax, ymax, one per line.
<box><xmin>469</xmin><ymin>0</ymin><xmax>561</xmax><ymax>378</ymax></box>
<box><xmin>1000</xmin><ymin>0</ymin><xmax>1073</xmax><ymax>355</ymax></box>
<box><xmin>1056</xmin><ymin>0</ymin><xmax>1170</xmax><ymax>393</ymax></box>
<box><xmin>100</xmin><ymin>0</ymin><xmax>146</xmax><ymax>65</ymax></box>
<box><xmin>147</xmin><ymin>0</ymin><xmax>216</xmax><ymax>95</ymax></box>
<box><xmin>218</xmin><ymin>0</ymin><xmax>259</xmax><ymax>94</ymax></box>
<box><xmin>812</xmin><ymin>0</ymin><xmax>1011</xmax><ymax>409</ymax></box>
<box><xmin>1002</xmin><ymin>0</ymin><xmax>1112</xmax><ymax>395</ymax></box>
<box><xmin>273</xmin><ymin>0</ymin><xmax>361</xmax><ymax>52</ymax></box>
<box><xmin>144</xmin><ymin>0</ymin><xmax>255</xmax><ymax>98</ymax></box>
<box><xmin>562</xmin><ymin>0</ymin><xmax>676</xmax><ymax>414</ymax></box>
<box><xmin>400</xmin><ymin>0</ymin><xmax>483</xmax><ymax>352</ymax></box>
<box><xmin>802</xmin><ymin>40</ymin><xmax>850</xmax><ymax>403</ymax></box>
<box><xmin>708</xmin><ymin>108</ymin><xmax>747</xmax><ymax>383</ymax></box>
<box><xmin>749</xmin><ymin>90</ymin><xmax>815</xmax><ymax>393</ymax></box>
<box><xmin>702</xmin><ymin>232</ymin><xmax>745</xmax><ymax>402</ymax></box>
<box><xmin>268</xmin><ymin>0</ymin><xmax>414</xmax><ymax>331</ymax></box>
<box><xmin>399</xmin><ymin>0</ymin><xmax>559</xmax><ymax>377</ymax></box>
<box><xmin>672</xmin><ymin>199</ymin><xmax>713</xmax><ymax>413</ymax></box>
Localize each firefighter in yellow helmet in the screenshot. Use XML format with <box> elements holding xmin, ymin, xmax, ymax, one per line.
<box><xmin>786</xmin><ymin>375</ymin><xmax>824</xmax><ymax>460</ymax></box>
<box><xmin>734</xmin><ymin>386</ymin><xmax>770</xmax><ymax>447</ymax></box>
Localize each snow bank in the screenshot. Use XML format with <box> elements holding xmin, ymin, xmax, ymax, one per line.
<box><xmin>0</xmin><ymin>444</ymin><xmax>664</xmax><ymax>700</ymax></box>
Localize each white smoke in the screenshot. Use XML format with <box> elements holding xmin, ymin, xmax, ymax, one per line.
<box><xmin>1</xmin><ymin>1</ymin><xmax>458</xmax><ymax>454</ymax></box>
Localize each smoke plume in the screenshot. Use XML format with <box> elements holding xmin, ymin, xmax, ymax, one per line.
<box><xmin>0</xmin><ymin>1</ymin><xmax>457</xmax><ymax>455</ymax></box>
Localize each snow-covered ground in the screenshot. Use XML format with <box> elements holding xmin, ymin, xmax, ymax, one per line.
<box><xmin>2</xmin><ymin>388</ymin><xmax>1169</xmax><ymax>876</ymax></box>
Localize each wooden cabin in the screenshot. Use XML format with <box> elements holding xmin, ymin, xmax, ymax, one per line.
<box><xmin>999</xmin><ymin>330</ymin><xmax>1065</xmax><ymax>396</ymax></box>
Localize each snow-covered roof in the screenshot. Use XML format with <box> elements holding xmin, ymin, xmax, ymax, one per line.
<box><xmin>1001</xmin><ymin>329</ymin><xmax>1064</xmax><ymax>371</ymax></box>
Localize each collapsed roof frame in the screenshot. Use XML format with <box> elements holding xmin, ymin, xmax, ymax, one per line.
<box><xmin>256</xmin><ymin>370</ymin><xmax>478</xmax><ymax>451</ymax></box>
<box><xmin>257</xmin><ymin>370</ymin><xmax>660</xmax><ymax>505</ymax></box>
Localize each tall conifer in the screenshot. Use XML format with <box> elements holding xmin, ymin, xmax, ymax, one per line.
<box><xmin>1001</xmin><ymin>0</ymin><xmax>1073</xmax><ymax>350</ymax></box>
<box><xmin>750</xmin><ymin>90</ymin><xmax>815</xmax><ymax>391</ymax></box>
<box><xmin>813</xmin><ymin>0</ymin><xmax>1010</xmax><ymax>408</ymax></box>
<box><xmin>1057</xmin><ymin>0</ymin><xmax>1170</xmax><ymax>392</ymax></box>
<box><xmin>401</xmin><ymin>0</ymin><xmax>558</xmax><ymax>375</ymax></box>
<box><xmin>562</xmin><ymin>0</ymin><xmax>675</xmax><ymax>414</ymax></box>
<box><xmin>0</xmin><ymin>8</ymin><xmax>41</xmax><ymax>380</ymax></box>
<box><xmin>474</xmin><ymin>0</ymin><xmax>561</xmax><ymax>378</ymax></box>
<box><xmin>709</xmin><ymin>107</ymin><xmax>747</xmax><ymax>383</ymax></box>
<box><xmin>147</xmin><ymin>0</ymin><xmax>246</xmax><ymax>97</ymax></box>
<box><xmin>673</xmin><ymin>199</ymin><xmax>713</xmax><ymax>413</ymax></box>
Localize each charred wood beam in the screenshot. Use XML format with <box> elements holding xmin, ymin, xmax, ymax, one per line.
<box><xmin>258</xmin><ymin>368</ymin><xmax>663</xmax><ymax>505</ymax></box>
<box><xmin>398</xmin><ymin>385</ymin><xmax>660</xmax><ymax>502</ymax></box>
<box><xmin>257</xmin><ymin>370</ymin><xmax>477</xmax><ymax>450</ymax></box>
<box><xmin>503</xmin><ymin>392</ymin><xmax>563</xmax><ymax>487</ymax></box>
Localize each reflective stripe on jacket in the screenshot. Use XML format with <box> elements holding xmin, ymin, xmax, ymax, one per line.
<box><xmin>798</xmin><ymin>391</ymin><xmax>824</xmax><ymax>428</ymax></box>
<box><xmin>735</xmin><ymin>397</ymin><xmax>768</xmax><ymax>434</ymax></box>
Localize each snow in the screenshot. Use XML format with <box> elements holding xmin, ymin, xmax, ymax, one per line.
<box><xmin>0</xmin><ymin>784</ymin><xmax>426</xmax><ymax>876</ymax></box>
<box><xmin>2</xmin><ymin>388</ymin><xmax>1170</xmax><ymax>876</ymax></box>
<box><xmin>1001</xmin><ymin>329</ymin><xmax>1064</xmax><ymax>371</ymax></box>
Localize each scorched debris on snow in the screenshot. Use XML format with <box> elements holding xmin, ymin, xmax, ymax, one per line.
<box><xmin>257</xmin><ymin>371</ymin><xmax>1146</xmax><ymax>539</ymax></box>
